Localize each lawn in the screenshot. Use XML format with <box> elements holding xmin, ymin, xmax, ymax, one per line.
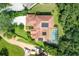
<box><xmin>15</xmin><ymin>26</ymin><xmax>35</xmax><ymax>44</ymax></box>
<box><xmin>0</xmin><ymin>38</ymin><xmax>24</xmax><ymax>56</ymax></box>
<box><xmin>51</xmin><ymin>4</ymin><xmax>64</xmax><ymax>37</ymax></box>
<box><xmin>28</xmin><ymin>4</ymin><xmax>55</xmax><ymax>13</ymax></box>
<box><xmin>15</xmin><ymin>26</ymin><xmax>28</xmax><ymax>39</ymax></box>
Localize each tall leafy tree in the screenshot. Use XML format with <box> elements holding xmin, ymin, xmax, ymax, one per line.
<box><xmin>0</xmin><ymin>47</ymin><xmax>9</xmax><ymax>56</ymax></box>
<box><xmin>57</xmin><ymin>4</ymin><xmax>79</xmax><ymax>56</ymax></box>
<box><xmin>0</xmin><ymin>13</ymin><xmax>12</xmax><ymax>32</ymax></box>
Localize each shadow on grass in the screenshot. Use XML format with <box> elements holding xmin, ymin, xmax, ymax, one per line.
<box><xmin>14</xmin><ymin>33</ymin><xmax>36</xmax><ymax>44</ymax></box>
<box><xmin>14</xmin><ymin>33</ymin><xmax>28</xmax><ymax>40</ymax></box>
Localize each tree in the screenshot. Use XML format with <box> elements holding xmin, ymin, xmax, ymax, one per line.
<box><xmin>19</xmin><ymin>23</ymin><xmax>24</xmax><ymax>29</ymax></box>
<box><xmin>0</xmin><ymin>3</ymin><xmax>11</xmax><ymax>10</ymax></box>
<box><xmin>0</xmin><ymin>13</ymin><xmax>12</xmax><ymax>32</ymax></box>
<box><xmin>0</xmin><ymin>47</ymin><xmax>9</xmax><ymax>56</ymax></box>
<box><xmin>57</xmin><ymin>4</ymin><xmax>79</xmax><ymax>56</ymax></box>
<box><xmin>0</xmin><ymin>36</ymin><xmax>2</xmax><ymax>40</ymax></box>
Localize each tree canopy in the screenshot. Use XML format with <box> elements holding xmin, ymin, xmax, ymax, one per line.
<box><xmin>57</xmin><ymin>4</ymin><xmax>79</xmax><ymax>56</ymax></box>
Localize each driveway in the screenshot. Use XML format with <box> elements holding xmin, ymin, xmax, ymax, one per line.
<box><xmin>0</xmin><ymin>34</ymin><xmax>36</xmax><ymax>56</ymax></box>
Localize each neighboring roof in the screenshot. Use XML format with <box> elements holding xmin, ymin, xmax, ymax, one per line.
<box><xmin>12</xmin><ymin>16</ymin><xmax>26</xmax><ymax>25</ymax></box>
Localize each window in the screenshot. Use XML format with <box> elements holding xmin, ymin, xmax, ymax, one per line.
<box><xmin>29</xmin><ymin>26</ymin><xmax>33</xmax><ymax>29</ymax></box>
<box><xmin>38</xmin><ymin>38</ymin><xmax>43</xmax><ymax>41</ymax></box>
<box><xmin>41</xmin><ymin>23</ymin><xmax>48</xmax><ymax>27</ymax></box>
<box><xmin>42</xmin><ymin>32</ymin><xmax>46</xmax><ymax>35</ymax></box>
<box><xmin>26</xmin><ymin>26</ymin><xmax>33</xmax><ymax>30</ymax></box>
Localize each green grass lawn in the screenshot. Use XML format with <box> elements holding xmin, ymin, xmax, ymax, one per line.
<box><xmin>51</xmin><ymin>4</ymin><xmax>64</xmax><ymax>37</ymax></box>
<box><xmin>0</xmin><ymin>38</ymin><xmax>24</xmax><ymax>56</ymax></box>
<box><xmin>28</xmin><ymin>4</ymin><xmax>55</xmax><ymax>13</ymax></box>
<box><xmin>15</xmin><ymin>26</ymin><xmax>35</xmax><ymax>44</ymax></box>
<box><xmin>15</xmin><ymin>26</ymin><xmax>28</xmax><ymax>39</ymax></box>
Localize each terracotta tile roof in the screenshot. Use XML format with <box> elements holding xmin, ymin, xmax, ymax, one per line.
<box><xmin>26</xmin><ymin>14</ymin><xmax>52</xmax><ymax>22</ymax></box>
<box><xmin>26</xmin><ymin>14</ymin><xmax>39</xmax><ymax>26</ymax></box>
<box><xmin>37</xmin><ymin>15</ymin><xmax>52</xmax><ymax>21</ymax></box>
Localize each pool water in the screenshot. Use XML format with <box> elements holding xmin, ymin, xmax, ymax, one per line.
<box><xmin>51</xmin><ymin>27</ymin><xmax>58</xmax><ymax>44</ymax></box>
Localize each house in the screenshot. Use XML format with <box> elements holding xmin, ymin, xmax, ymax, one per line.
<box><xmin>25</xmin><ymin>12</ymin><xmax>55</xmax><ymax>43</ymax></box>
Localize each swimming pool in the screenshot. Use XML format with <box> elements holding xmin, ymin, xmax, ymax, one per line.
<box><xmin>51</xmin><ymin>27</ymin><xmax>58</xmax><ymax>44</ymax></box>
